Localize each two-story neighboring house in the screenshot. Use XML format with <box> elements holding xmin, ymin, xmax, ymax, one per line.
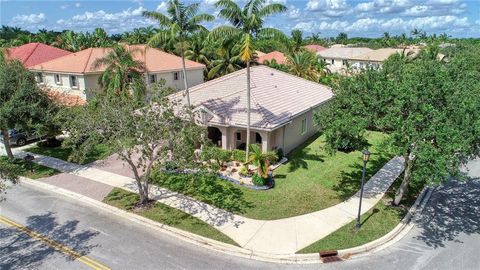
<box><xmin>348</xmin><ymin>48</ymin><xmax>420</xmax><ymax>71</ymax></box>
<box><xmin>29</xmin><ymin>45</ymin><xmax>205</xmax><ymax>100</ymax></box>
<box><xmin>317</xmin><ymin>47</ymin><xmax>373</xmax><ymax>73</ymax></box>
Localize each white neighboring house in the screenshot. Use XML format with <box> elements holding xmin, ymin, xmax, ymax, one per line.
<box><xmin>317</xmin><ymin>47</ymin><xmax>373</xmax><ymax>73</ymax></box>
<box><xmin>29</xmin><ymin>45</ymin><xmax>205</xmax><ymax>100</ymax></box>
<box><xmin>349</xmin><ymin>48</ymin><xmax>420</xmax><ymax>71</ymax></box>
<box><xmin>170</xmin><ymin>65</ymin><xmax>334</xmax><ymax>154</ymax></box>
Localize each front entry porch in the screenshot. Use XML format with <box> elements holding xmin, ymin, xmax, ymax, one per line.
<box><xmin>206</xmin><ymin>126</ymin><xmax>277</xmax><ymax>153</ymax></box>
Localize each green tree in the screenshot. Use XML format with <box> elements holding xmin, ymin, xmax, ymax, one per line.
<box><xmin>143</xmin><ymin>0</ymin><xmax>214</xmax><ymax>107</ymax></box>
<box><xmin>336</xmin><ymin>32</ymin><xmax>348</xmax><ymax>44</ymax></box>
<box><xmin>65</xmin><ymin>84</ymin><xmax>205</xmax><ymax>204</ymax></box>
<box><xmin>289</xmin><ymin>29</ymin><xmax>304</xmax><ymax>53</ymax></box>
<box><xmin>0</xmin><ymin>51</ymin><xmax>57</xmax><ymax>159</ymax></box>
<box><xmin>285</xmin><ymin>50</ymin><xmax>321</xmax><ymax>81</ymax></box>
<box><xmin>210</xmin><ymin>0</ymin><xmax>287</xmax><ymax>161</ymax></box>
<box><xmin>316</xmin><ymin>49</ymin><xmax>480</xmax><ymax>205</ymax></box>
<box><xmin>247</xmin><ymin>144</ymin><xmax>277</xmax><ymax>179</ymax></box>
<box><xmin>92</xmin><ymin>45</ymin><xmax>145</xmax><ymax>98</ymax></box>
<box><xmin>207</xmin><ymin>39</ymin><xmax>243</xmax><ymax>79</ymax></box>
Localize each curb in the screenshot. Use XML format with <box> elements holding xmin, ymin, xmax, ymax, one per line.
<box><xmin>18</xmin><ymin>177</ymin><xmax>433</xmax><ymax>264</ymax></box>
<box><xmin>337</xmin><ymin>186</ymin><xmax>434</xmax><ymax>259</ymax></box>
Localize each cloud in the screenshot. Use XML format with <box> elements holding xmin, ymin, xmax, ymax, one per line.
<box><xmin>61</xmin><ymin>4</ymin><xmax>69</xmax><ymax>10</ymax></box>
<box><xmin>288</xmin><ymin>5</ymin><xmax>301</xmax><ymax>19</ymax></box>
<box><xmin>75</xmin><ymin>3</ymin><xmax>81</xmax><ymax>8</ymax></box>
<box><xmin>403</xmin><ymin>5</ymin><xmax>429</xmax><ymax>16</ymax></box>
<box><xmin>11</xmin><ymin>13</ymin><xmax>46</xmax><ymax>24</ymax></box>
<box><xmin>156</xmin><ymin>2</ymin><xmax>168</xmax><ymax>12</ymax></box>
<box><xmin>305</xmin><ymin>0</ymin><xmax>351</xmax><ymax>17</ymax></box>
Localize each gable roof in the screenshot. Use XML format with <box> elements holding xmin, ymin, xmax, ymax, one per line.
<box><xmin>257</xmin><ymin>51</ymin><xmax>286</xmax><ymax>65</ymax></box>
<box><xmin>317</xmin><ymin>47</ymin><xmax>373</xmax><ymax>60</ymax></box>
<box><xmin>304</xmin><ymin>44</ymin><xmax>327</xmax><ymax>53</ymax></box>
<box><xmin>349</xmin><ymin>48</ymin><xmax>420</xmax><ymax>62</ymax></box>
<box><xmin>6</xmin><ymin>43</ymin><xmax>72</xmax><ymax>68</ymax></box>
<box><xmin>29</xmin><ymin>44</ymin><xmax>205</xmax><ymax>74</ymax></box>
<box><xmin>170</xmin><ymin>65</ymin><xmax>333</xmax><ymax>130</ymax></box>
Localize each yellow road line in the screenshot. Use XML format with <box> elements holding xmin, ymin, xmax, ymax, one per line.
<box><xmin>0</xmin><ymin>215</ymin><xmax>111</xmax><ymax>270</ymax></box>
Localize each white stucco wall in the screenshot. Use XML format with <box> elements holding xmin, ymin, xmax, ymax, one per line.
<box><xmin>37</xmin><ymin>72</ymin><xmax>87</xmax><ymax>99</ymax></box>
<box><xmin>273</xmin><ymin>109</ymin><xmax>319</xmax><ymax>154</ymax></box>
<box><xmin>148</xmin><ymin>69</ymin><xmax>204</xmax><ymax>91</ymax></box>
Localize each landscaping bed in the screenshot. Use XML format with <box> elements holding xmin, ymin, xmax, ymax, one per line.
<box><xmin>27</xmin><ymin>143</ymin><xmax>112</xmax><ymax>165</ymax></box>
<box><xmin>0</xmin><ymin>157</ymin><xmax>60</xmax><ymax>179</ymax></box>
<box><xmin>152</xmin><ymin>131</ymin><xmax>393</xmax><ymax>220</ymax></box>
<box><xmin>103</xmin><ymin>188</ymin><xmax>238</xmax><ymax>246</ymax></box>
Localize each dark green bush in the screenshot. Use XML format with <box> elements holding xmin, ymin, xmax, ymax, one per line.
<box><xmin>232</xmin><ymin>149</ymin><xmax>246</xmax><ymax>162</ymax></box>
<box><xmin>252</xmin><ymin>174</ymin><xmax>266</xmax><ymax>186</ymax></box>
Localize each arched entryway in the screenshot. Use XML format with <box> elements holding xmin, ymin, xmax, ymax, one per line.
<box><xmin>207</xmin><ymin>127</ymin><xmax>222</xmax><ymax>147</ymax></box>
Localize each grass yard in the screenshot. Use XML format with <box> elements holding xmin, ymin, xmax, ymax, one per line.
<box><xmin>0</xmin><ymin>157</ymin><xmax>60</xmax><ymax>179</ymax></box>
<box><xmin>104</xmin><ymin>188</ymin><xmax>238</xmax><ymax>246</ymax></box>
<box><xmin>152</xmin><ymin>131</ymin><xmax>393</xmax><ymax>220</ymax></box>
<box><xmin>297</xmin><ymin>176</ymin><xmax>420</xmax><ymax>253</ymax></box>
<box><xmin>27</xmin><ymin>143</ymin><xmax>112</xmax><ymax>165</ymax></box>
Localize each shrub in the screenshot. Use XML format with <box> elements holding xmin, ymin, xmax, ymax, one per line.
<box><xmin>38</xmin><ymin>137</ymin><xmax>62</xmax><ymax>147</ymax></box>
<box><xmin>274</xmin><ymin>148</ymin><xmax>284</xmax><ymax>161</ymax></box>
<box><xmin>232</xmin><ymin>149</ymin><xmax>246</xmax><ymax>162</ymax></box>
<box><xmin>238</xmin><ymin>165</ymin><xmax>248</xmax><ymax>176</ymax></box>
<box><xmin>252</xmin><ymin>174</ymin><xmax>266</xmax><ymax>186</ymax></box>
<box><xmin>200</xmin><ymin>146</ymin><xmax>231</xmax><ymax>167</ymax></box>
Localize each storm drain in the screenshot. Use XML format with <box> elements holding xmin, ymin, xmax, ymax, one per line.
<box><xmin>319</xmin><ymin>250</ymin><xmax>343</xmax><ymax>263</ymax></box>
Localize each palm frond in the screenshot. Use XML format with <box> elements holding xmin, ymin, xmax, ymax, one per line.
<box><xmin>142</xmin><ymin>11</ymin><xmax>171</xmax><ymax>28</ymax></box>
<box><xmin>258</xmin><ymin>3</ymin><xmax>287</xmax><ymax>18</ymax></box>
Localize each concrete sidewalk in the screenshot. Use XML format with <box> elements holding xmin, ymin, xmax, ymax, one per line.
<box><xmin>15</xmin><ymin>150</ymin><xmax>404</xmax><ymax>255</ymax></box>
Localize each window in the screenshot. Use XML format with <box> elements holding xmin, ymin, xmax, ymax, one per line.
<box><xmin>301</xmin><ymin>118</ymin><xmax>307</xmax><ymax>135</ymax></box>
<box><xmin>36</xmin><ymin>73</ymin><xmax>43</xmax><ymax>83</ymax></box>
<box><xmin>342</xmin><ymin>59</ymin><xmax>348</xmax><ymax>66</ymax></box>
<box><xmin>173</xmin><ymin>72</ymin><xmax>179</xmax><ymax>81</ymax></box>
<box><xmin>149</xmin><ymin>74</ymin><xmax>156</xmax><ymax>84</ymax></box>
<box><xmin>331</xmin><ymin>59</ymin><xmax>335</xmax><ymax>65</ymax></box>
<box><xmin>236</xmin><ymin>132</ymin><xmax>241</xmax><ymax>141</ymax></box>
<box><xmin>70</xmin><ymin>75</ymin><xmax>78</xmax><ymax>88</ymax></box>
<box><xmin>54</xmin><ymin>74</ymin><xmax>61</xmax><ymax>85</ymax></box>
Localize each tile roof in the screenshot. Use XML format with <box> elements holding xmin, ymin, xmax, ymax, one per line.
<box><xmin>6</xmin><ymin>43</ymin><xmax>72</xmax><ymax>68</ymax></box>
<box><xmin>29</xmin><ymin>44</ymin><xmax>205</xmax><ymax>74</ymax></box>
<box><xmin>317</xmin><ymin>47</ymin><xmax>373</xmax><ymax>59</ymax></box>
<box><xmin>256</xmin><ymin>51</ymin><xmax>286</xmax><ymax>65</ymax></box>
<box><xmin>304</xmin><ymin>44</ymin><xmax>327</xmax><ymax>52</ymax></box>
<box><xmin>349</xmin><ymin>48</ymin><xmax>420</xmax><ymax>62</ymax></box>
<box><xmin>45</xmin><ymin>90</ymin><xmax>86</xmax><ymax>107</ymax></box>
<box><xmin>171</xmin><ymin>65</ymin><xmax>333</xmax><ymax>130</ymax></box>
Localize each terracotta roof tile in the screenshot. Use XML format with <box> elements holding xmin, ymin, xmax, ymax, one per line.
<box><xmin>6</xmin><ymin>43</ymin><xmax>72</xmax><ymax>68</ymax></box>
<box><xmin>29</xmin><ymin>44</ymin><xmax>205</xmax><ymax>73</ymax></box>
<box><xmin>304</xmin><ymin>44</ymin><xmax>327</xmax><ymax>52</ymax></box>
<box><xmin>256</xmin><ymin>51</ymin><xmax>286</xmax><ymax>65</ymax></box>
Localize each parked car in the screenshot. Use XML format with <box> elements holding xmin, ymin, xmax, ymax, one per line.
<box><xmin>0</xmin><ymin>129</ymin><xmax>43</xmax><ymax>146</ymax></box>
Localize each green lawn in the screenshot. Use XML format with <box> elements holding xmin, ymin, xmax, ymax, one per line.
<box><xmin>0</xmin><ymin>157</ymin><xmax>60</xmax><ymax>179</ymax></box>
<box><xmin>297</xmin><ymin>176</ymin><xmax>419</xmax><ymax>253</ymax></box>
<box><xmin>151</xmin><ymin>131</ymin><xmax>393</xmax><ymax>220</ymax></box>
<box><xmin>103</xmin><ymin>188</ymin><xmax>238</xmax><ymax>246</ymax></box>
<box><xmin>27</xmin><ymin>143</ymin><xmax>112</xmax><ymax>165</ymax></box>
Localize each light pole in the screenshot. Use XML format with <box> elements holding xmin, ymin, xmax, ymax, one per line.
<box><xmin>355</xmin><ymin>149</ymin><xmax>370</xmax><ymax>231</ymax></box>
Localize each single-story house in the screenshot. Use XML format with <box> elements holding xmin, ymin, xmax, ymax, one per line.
<box><xmin>29</xmin><ymin>44</ymin><xmax>205</xmax><ymax>100</ymax></box>
<box><xmin>304</xmin><ymin>44</ymin><xmax>326</xmax><ymax>53</ymax></box>
<box><xmin>256</xmin><ymin>51</ymin><xmax>286</xmax><ymax>65</ymax></box>
<box><xmin>317</xmin><ymin>47</ymin><xmax>373</xmax><ymax>73</ymax></box>
<box><xmin>170</xmin><ymin>65</ymin><xmax>334</xmax><ymax>154</ymax></box>
<box><xmin>6</xmin><ymin>42</ymin><xmax>72</xmax><ymax>68</ymax></box>
<box><xmin>349</xmin><ymin>48</ymin><xmax>420</xmax><ymax>70</ymax></box>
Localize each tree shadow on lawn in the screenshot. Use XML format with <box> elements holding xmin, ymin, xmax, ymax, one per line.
<box><xmin>332</xmin><ymin>153</ymin><xmax>391</xmax><ymax>201</ymax></box>
<box><xmin>0</xmin><ymin>212</ymin><xmax>99</xmax><ymax>269</ymax></box>
<box><xmin>285</xmin><ymin>133</ymin><xmax>326</xmax><ymax>173</ymax></box>
<box><xmin>413</xmin><ymin>179</ymin><xmax>480</xmax><ymax>249</ymax></box>
<box><xmin>148</xmin><ymin>172</ymin><xmax>255</xmax><ymax>226</ymax></box>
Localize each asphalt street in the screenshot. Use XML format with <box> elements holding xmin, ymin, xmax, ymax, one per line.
<box><xmin>0</xmin><ymin>158</ymin><xmax>479</xmax><ymax>270</ymax></box>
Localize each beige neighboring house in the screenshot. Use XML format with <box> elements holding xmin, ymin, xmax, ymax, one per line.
<box><xmin>349</xmin><ymin>48</ymin><xmax>420</xmax><ymax>70</ymax></box>
<box><xmin>170</xmin><ymin>65</ymin><xmax>334</xmax><ymax>154</ymax></box>
<box><xmin>29</xmin><ymin>45</ymin><xmax>205</xmax><ymax>100</ymax></box>
<box><xmin>317</xmin><ymin>47</ymin><xmax>373</xmax><ymax>73</ymax></box>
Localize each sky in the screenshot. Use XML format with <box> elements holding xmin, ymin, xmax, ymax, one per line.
<box><xmin>0</xmin><ymin>0</ymin><xmax>479</xmax><ymax>37</ymax></box>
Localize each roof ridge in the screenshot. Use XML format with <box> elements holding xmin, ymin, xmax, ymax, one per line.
<box><xmin>184</xmin><ymin>68</ymin><xmax>247</xmax><ymax>96</ymax></box>
<box><xmin>24</xmin><ymin>43</ymin><xmax>40</xmax><ymax>65</ymax></box>
<box><xmin>83</xmin><ymin>48</ymin><xmax>94</xmax><ymax>73</ymax></box>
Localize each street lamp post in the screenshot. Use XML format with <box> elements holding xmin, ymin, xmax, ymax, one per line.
<box><xmin>355</xmin><ymin>149</ymin><xmax>370</xmax><ymax>231</ymax></box>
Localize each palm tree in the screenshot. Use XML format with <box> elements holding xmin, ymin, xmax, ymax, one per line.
<box><xmin>336</xmin><ymin>32</ymin><xmax>348</xmax><ymax>44</ymax></box>
<box><xmin>92</xmin><ymin>45</ymin><xmax>145</xmax><ymax>97</ymax></box>
<box><xmin>289</xmin><ymin>29</ymin><xmax>304</xmax><ymax>53</ymax></box>
<box><xmin>285</xmin><ymin>51</ymin><xmax>320</xmax><ymax>81</ymax></box>
<box><xmin>210</xmin><ymin>0</ymin><xmax>287</xmax><ymax>161</ymax></box>
<box><xmin>185</xmin><ymin>31</ymin><xmax>211</xmax><ymax>66</ymax></box>
<box><xmin>207</xmin><ymin>39</ymin><xmax>243</xmax><ymax>79</ymax></box>
<box><xmin>247</xmin><ymin>144</ymin><xmax>277</xmax><ymax>179</ymax></box>
<box><xmin>316</xmin><ymin>58</ymin><xmax>331</xmax><ymax>77</ymax></box>
<box><xmin>143</xmin><ymin>0</ymin><xmax>214</xmax><ymax>107</ymax></box>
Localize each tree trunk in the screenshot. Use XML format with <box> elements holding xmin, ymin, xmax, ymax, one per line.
<box><xmin>393</xmin><ymin>153</ymin><xmax>414</xmax><ymax>206</ymax></box>
<box><xmin>136</xmin><ymin>177</ymin><xmax>149</xmax><ymax>204</ymax></box>
<box><xmin>1</xmin><ymin>128</ymin><xmax>14</xmax><ymax>160</ymax></box>
<box><xmin>180</xmin><ymin>45</ymin><xmax>190</xmax><ymax>107</ymax></box>
<box><xmin>245</xmin><ymin>61</ymin><xmax>251</xmax><ymax>162</ymax></box>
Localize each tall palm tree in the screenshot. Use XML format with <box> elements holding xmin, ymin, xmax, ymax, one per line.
<box><xmin>289</xmin><ymin>29</ymin><xmax>304</xmax><ymax>53</ymax></box>
<box><xmin>92</xmin><ymin>45</ymin><xmax>145</xmax><ymax>97</ymax></box>
<box><xmin>247</xmin><ymin>144</ymin><xmax>277</xmax><ymax>179</ymax></box>
<box><xmin>207</xmin><ymin>39</ymin><xmax>243</xmax><ymax>79</ymax></box>
<box><xmin>185</xmin><ymin>31</ymin><xmax>211</xmax><ymax>66</ymax></box>
<box><xmin>210</xmin><ymin>0</ymin><xmax>287</xmax><ymax>161</ymax></box>
<box><xmin>143</xmin><ymin>0</ymin><xmax>214</xmax><ymax>107</ymax></box>
<box><xmin>285</xmin><ymin>51</ymin><xmax>320</xmax><ymax>81</ymax></box>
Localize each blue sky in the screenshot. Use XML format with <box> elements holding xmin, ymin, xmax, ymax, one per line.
<box><xmin>1</xmin><ymin>0</ymin><xmax>479</xmax><ymax>37</ymax></box>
